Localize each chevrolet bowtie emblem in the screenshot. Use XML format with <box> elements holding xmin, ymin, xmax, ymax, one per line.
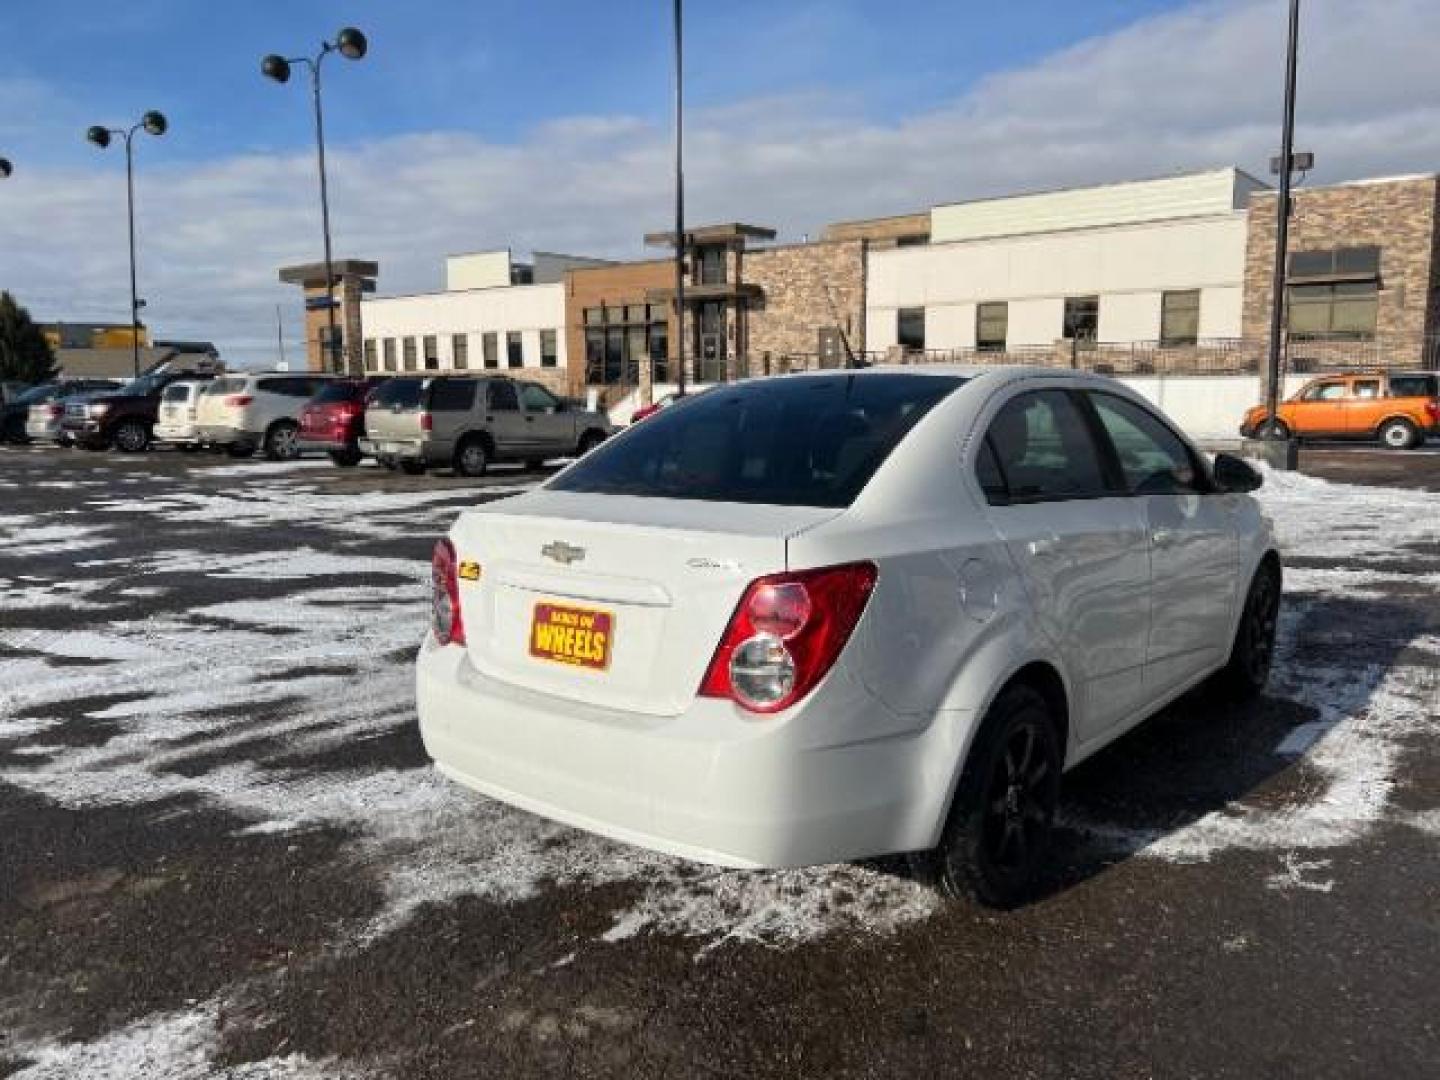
<box><xmin>541</xmin><ymin>541</ymin><xmax>586</xmax><ymax>566</ymax></box>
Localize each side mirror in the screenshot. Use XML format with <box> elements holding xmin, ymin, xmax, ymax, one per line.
<box><xmin>1213</xmin><ymin>452</ymin><xmax>1263</xmax><ymax>493</ymax></box>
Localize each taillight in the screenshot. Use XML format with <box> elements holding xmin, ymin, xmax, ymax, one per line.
<box><xmin>46</xmin><ymin>404</ymin><xmax>63</xmax><ymax>418</ymax></box>
<box><xmin>225</xmin><ymin>394</ymin><xmax>253</xmax><ymax>407</ymax></box>
<box><xmin>420</xmin><ymin>411</ymin><xmax>433</xmax><ymax>432</ymax></box>
<box><xmin>699</xmin><ymin>562</ymin><xmax>877</xmax><ymax>714</ymax></box>
<box><xmin>1426</xmin><ymin>399</ymin><xmax>1439</xmax><ymax>422</ymax></box>
<box><xmin>431</xmin><ymin>538</ymin><xmax>465</xmax><ymax>646</ymax></box>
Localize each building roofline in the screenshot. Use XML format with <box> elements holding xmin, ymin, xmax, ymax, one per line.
<box><xmin>931</xmin><ymin>166</ymin><xmax>1271</xmax><ymax>213</ymax></box>
<box><xmin>1248</xmin><ymin>172</ymin><xmax>1440</xmax><ymax>198</ymax></box>
<box><xmin>875</xmin><ymin>208</ymin><xmax>1248</xmax><ymax>254</ymax></box>
<box><xmin>363</xmin><ymin>280</ymin><xmax>566</xmax><ymax>304</ymax></box>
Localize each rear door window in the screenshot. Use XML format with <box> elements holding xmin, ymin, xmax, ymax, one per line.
<box><xmin>550</xmin><ymin>373</ymin><xmax>964</xmax><ymax>508</ymax></box>
<box><xmin>983</xmin><ymin>389</ymin><xmax>1113</xmax><ymax>503</ymax></box>
<box><xmin>313</xmin><ymin>381</ymin><xmax>361</xmax><ymax>405</ymax></box>
<box><xmin>371</xmin><ymin>378</ymin><xmax>423</xmax><ymax>410</ymax></box>
<box><xmin>207</xmin><ymin>377</ymin><xmax>247</xmax><ymax>396</ymax></box>
<box><xmin>519</xmin><ymin>382</ymin><xmax>560</xmax><ymax>413</ymax></box>
<box><xmin>1389</xmin><ymin>375</ymin><xmax>1437</xmax><ymax>398</ymax></box>
<box><xmin>427</xmin><ymin>379</ymin><xmax>478</xmax><ymax>412</ymax></box>
<box><xmin>487</xmin><ymin>382</ymin><xmax>519</xmax><ymax>412</ymax></box>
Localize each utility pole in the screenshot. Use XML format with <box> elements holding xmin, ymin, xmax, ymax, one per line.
<box><xmin>1263</xmin><ymin>0</ymin><xmax>1302</xmax><ymax>436</ymax></box>
<box><xmin>672</xmin><ymin>0</ymin><xmax>686</xmax><ymax>398</ymax></box>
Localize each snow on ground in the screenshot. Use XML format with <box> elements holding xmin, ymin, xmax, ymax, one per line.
<box><xmin>2</xmin><ymin>461</ymin><xmax>1438</xmax><ymax>1075</ymax></box>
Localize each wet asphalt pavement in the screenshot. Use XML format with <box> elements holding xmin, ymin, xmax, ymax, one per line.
<box><xmin>0</xmin><ymin>443</ymin><xmax>1436</xmax><ymax>1079</ymax></box>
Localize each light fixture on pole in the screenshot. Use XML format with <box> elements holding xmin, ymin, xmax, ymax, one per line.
<box><xmin>262</xmin><ymin>27</ymin><xmax>368</xmax><ymax>375</ymax></box>
<box><xmin>87</xmin><ymin>110</ymin><xmax>168</xmax><ymax>380</ymax></box>
<box><xmin>0</xmin><ymin>158</ymin><xmax>12</xmax><ymax>179</ymax></box>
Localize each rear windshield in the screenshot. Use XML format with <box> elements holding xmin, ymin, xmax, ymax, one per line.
<box><xmin>1390</xmin><ymin>374</ymin><xmax>1437</xmax><ymax>398</ymax></box>
<box><xmin>370</xmin><ymin>378</ymin><xmax>423</xmax><ymax>410</ymax></box>
<box><xmin>206</xmin><ymin>377</ymin><xmax>247</xmax><ymax>396</ymax></box>
<box><xmin>15</xmin><ymin>384</ymin><xmax>58</xmax><ymax>405</ymax></box>
<box><xmin>312</xmin><ymin>381</ymin><xmax>364</xmax><ymax>404</ymax></box>
<box><xmin>550</xmin><ymin>373</ymin><xmax>965</xmax><ymax>508</ymax></box>
<box><xmin>162</xmin><ymin>384</ymin><xmax>192</xmax><ymax>402</ymax></box>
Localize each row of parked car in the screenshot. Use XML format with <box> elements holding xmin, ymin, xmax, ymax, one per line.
<box><xmin>1</xmin><ymin>368</ymin><xmax>617</xmax><ymax>476</ymax></box>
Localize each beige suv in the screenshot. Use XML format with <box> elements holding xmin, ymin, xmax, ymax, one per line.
<box><xmin>195</xmin><ymin>373</ymin><xmax>339</xmax><ymax>459</ymax></box>
<box><xmin>360</xmin><ymin>375</ymin><xmax>613</xmax><ymax>476</ymax></box>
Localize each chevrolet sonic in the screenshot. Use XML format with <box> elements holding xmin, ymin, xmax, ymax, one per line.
<box><xmin>417</xmin><ymin>367</ymin><xmax>1280</xmax><ymax>907</ymax></box>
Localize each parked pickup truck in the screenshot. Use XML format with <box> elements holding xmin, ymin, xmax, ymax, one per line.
<box><xmin>360</xmin><ymin>375</ymin><xmax>613</xmax><ymax>476</ymax></box>
<box><xmin>63</xmin><ymin>370</ymin><xmax>216</xmax><ymax>452</ymax></box>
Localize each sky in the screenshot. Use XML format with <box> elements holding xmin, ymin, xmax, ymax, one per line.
<box><xmin>2</xmin><ymin>0</ymin><xmax>1439</xmax><ymax>366</ymax></box>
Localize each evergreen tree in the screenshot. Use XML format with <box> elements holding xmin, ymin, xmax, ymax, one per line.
<box><xmin>0</xmin><ymin>291</ymin><xmax>58</xmax><ymax>384</ymax></box>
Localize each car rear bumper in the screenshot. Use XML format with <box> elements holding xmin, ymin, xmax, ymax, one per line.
<box><xmin>299</xmin><ymin>435</ymin><xmax>352</xmax><ymax>453</ymax></box>
<box><xmin>359</xmin><ymin>436</ymin><xmax>429</xmax><ymax>461</ymax></box>
<box><xmin>416</xmin><ymin>635</ymin><xmax>945</xmax><ymax>868</ymax></box>
<box><xmin>196</xmin><ymin>424</ymin><xmax>259</xmax><ymax>445</ymax></box>
<box><xmin>154</xmin><ymin>423</ymin><xmax>199</xmax><ymax>443</ymax></box>
<box><xmin>25</xmin><ymin>420</ymin><xmax>64</xmax><ymax>440</ymax></box>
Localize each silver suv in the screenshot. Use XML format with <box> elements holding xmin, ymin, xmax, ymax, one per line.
<box><xmin>360</xmin><ymin>376</ymin><xmax>613</xmax><ymax>476</ymax></box>
<box><xmin>195</xmin><ymin>373</ymin><xmax>338</xmax><ymax>459</ymax></box>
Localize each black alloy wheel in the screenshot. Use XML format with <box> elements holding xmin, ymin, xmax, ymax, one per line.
<box><xmin>1216</xmin><ymin>559</ymin><xmax>1281</xmax><ymax>700</ymax></box>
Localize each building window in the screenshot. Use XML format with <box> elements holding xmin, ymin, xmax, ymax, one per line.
<box><xmin>382</xmin><ymin>338</ymin><xmax>396</xmax><ymax>372</ymax></box>
<box><xmin>1160</xmin><ymin>290</ymin><xmax>1201</xmax><ymax>347</ymax></box>
<box><xmin>363</xmin><ymin>338</ymin><xmax>377</xmax><ymax>370</ymax></box>
<box><xmin>897</xmin><ymin>307</ymin><xmax>925</xmax><ymax>351</ymax></box>
<box><xmin>482</xmin><ymin>332</ymin><xmax>498</xmax><ymax>369</ymax></box>
<box><xmin>422</xmin><ymin>334</ymin><xmax>439</xmax><ymax>370</ymax></box>
<box><xmin>1063</xmin><ymin>296</ymin><xmax>1099</xmax><ymax>347</ymax></box>
<box><xmin>583</xmin><ymin>307</ymin><xmax>603</xmax><ymax>327</ymax></box>
<box><xmin>540</xmin><ymin>329</ymin><xmax>557</xmax><ymax>368</ymax></box>
<box><xmin>697</xmin><ymin>246</ymin><xmax>727</xmax><ymax>285</ymax></box>
<box><xmin>976</xmin><ymin>302</ymin><xmax>1008</xmax><ymax>352</ymax></box>
<box><xmin>452</xmin><ymin>333</ymin><xmax>468</xmax><ymax>369</ymax></box>
<box><xmin>1286</xmin><ymin>246</ymin><xmax>1380</xmax><ymax>341</ymax></box>
<box><xmin>402</xmin><ymin>337</ymin><xmax>417</xmax><ymax>371</ymax></box>
<box><xmin>1288</xmin><ymin>283</ymin><xmax>1378</xmax><ymax>340</ymax></box>
<box><xmin>584</xmin><ymin>303</ymin><xmax>670</xmax><ymax>385</ymax></box>
<box><xmin>506</xmin><ymin>331</ymin><xmax>524</xmax><ymax>368</ymax></box>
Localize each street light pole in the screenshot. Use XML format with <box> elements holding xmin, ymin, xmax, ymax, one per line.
<box><xmin>1264</xmin><ymin>0</ymin><xmax>1302</xmax><ymax>436</ymax></box>
<box><xmin>672</xmin><ymin>0</ymin><xmax>686</xmax><ymax>397</ymax></box>
<box><xmin>87</xmin><ymin>112</ymin><xmax>167</xmax><ymax>380</ymax></box>
<box><xmin>263</xmin><ymin>28</ymin><xmax>368</xmax><ymax>376</ymax></box>
<box><xmin>0</xmin><ymin>157</ymin><xmax>12</xmax><ymax>179</ymax></box>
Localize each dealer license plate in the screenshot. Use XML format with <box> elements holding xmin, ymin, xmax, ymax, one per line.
<box><xmin>529</xmin><ymin>602</ymin><xmax>613</xmax><ymax>671</ymax></box>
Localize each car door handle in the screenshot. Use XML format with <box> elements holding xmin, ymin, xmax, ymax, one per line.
<box><xmin>1151</xmin><ymin>528</ymin><xmax>1176</xmax><ymax>547</ymax></box>
<box><xmin>1028</xmin><ymin>536</ymin><xmax>1060</xmax><ymax>557</ymax></box>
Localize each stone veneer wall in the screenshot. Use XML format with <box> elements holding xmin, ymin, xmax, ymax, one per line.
<box><xmin>1242</xmin><ymin>175</ymin><xmax>1440</xmax><ymax>369</ymax></box>
<box><xmin>743</xmin><ymin>239</ymin><xmax>866</xmax><ymax>373</ymax></box>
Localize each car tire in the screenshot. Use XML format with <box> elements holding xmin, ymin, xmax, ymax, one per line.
<box><xmin>577</xmin><ymin>430</ymin><xmax>606</xmax><ymax>456</ymax></box>
<box><xmin>378</xmin><ymin>455</ymin><xmax>399</xmax><ymax>471</ymax></box>
<box><xmin>924</xmin><ymin>684</ymin><xmax>1062</xmax><ymax>909</ymax></box>
<box><xmin>328</xmin><ymin>448</ymin><xmax>362</xmax><ymax>468</ymax></box>
<box><xmin>1378</xmin><ymin>417</ymin><xmax>1420</xmax><ymax>451</ymax></box>
<box><xmin>264</xmin><ymin>421</ymin><xmax>301</xmax><ymax>461</ymax></box>
<box><xmin>453</xmin><ymin>438</ymin><xmax>490</xmax><ymax>478</ymax></box>
<box><xmin>226</xmin><ymin>442</ymin><xmax>256</xmax><ymax>459</ymax></box>
<box><xmin>113</xmin><ymin>421</ymin><xmax>150</xmax><ymax>453</ymax></box>
<box><xmin>1213</xmin><ymin>557</ymin><xmax>1282</xmax><ymax>701</ymax></box>
<box><xmin>1254</xmin><ymin>418</ymin><xmax>1290</xmax><ymax>440</ymax></box>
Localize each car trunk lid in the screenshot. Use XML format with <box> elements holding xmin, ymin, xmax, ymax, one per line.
<box><xmin>450</xmin><ymin>490</ymin><xmax>840</xmax><ymax>717</ymax></box>
<box><xmin>365</xmin><ymin>378</ymin><xmax>426</xmax><ymax>443</ymax></box>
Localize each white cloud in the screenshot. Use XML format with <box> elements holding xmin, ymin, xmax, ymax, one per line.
<box><xmin>3</xmin><ymin>0</ymin><xmax>1439</xmax><ymax>366</ymax></box>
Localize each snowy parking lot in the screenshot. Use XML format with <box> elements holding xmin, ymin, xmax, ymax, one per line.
<box><xmin>1</xmin><ymin>444</ymin><xmax>1436</xmax><ymax>1079</ymax></box>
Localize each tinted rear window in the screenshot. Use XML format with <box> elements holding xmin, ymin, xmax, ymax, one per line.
<box><xmin>207</xmin><ymin>377</ymin><xmax>247</xmax><ymax>396</ymax></box>
<box><xmin>371</xmin><ymin>378</ymin><xmax>423</xmax><ymax>410</ymax></box>
<box><xmin>550</xmin><ymin>374</ymin><xmax>964</xmax><ymax>508</ymax></box>
<box><xmin>312</xmin><ymin>381</ymin><xmax>364</xmax><ymax>404</ymax></box>
<box><xmin>162</xmin><ymin>384</ymin><xmax>192</xmax><ymax>402</ymax></box>
<box><xmin>1390</xmin><ymin>375</ymin><xmax>1437</xmax><ymax>398</ymax></box>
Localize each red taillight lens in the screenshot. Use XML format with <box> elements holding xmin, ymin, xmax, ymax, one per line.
<box><xmin>225</xmin><ymin>394</ymin><xmax>253</xmax><ymax>407</ymax></box>
<box><xmin>46</xmin><ymin>404</ymin><xmax>63</xmax><ymax>418</ymax></box>
<box><xmin>699</xmin><ymin>562</ymin><xmax>877</xmax><ymax>714</ymax></box>
<box><xmin>420</xmin><ymin>411</ymin><xmax>433</xmax><ymax>432</ymax></box>
<box><xmin>1426</xmin><ymin>399</ymin><xmax>1439</xmax><ymax>422</ymax></box>
<box><xmin>431</xmin><ymin>538</ymin><xmax>465</xmax><ymax>646</ymax></box>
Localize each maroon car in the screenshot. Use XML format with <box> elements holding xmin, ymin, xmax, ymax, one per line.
<box><xmin>299</xmin><ymin>377</ymin><xmax>386</xmax><ymax>467</ymax></box>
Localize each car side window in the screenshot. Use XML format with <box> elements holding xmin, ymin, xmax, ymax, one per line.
<box><xmin>974</xmin><ymin>435</ymin><xmax>1009</xmax><ymax>505</ymax></box>
<box><xmin>1086</xmin><ymin>392</ymin><xmax>1201</xmax><ymax>495</ymax></box>
<box><xmin>1388</xmin><ymin>376</ymin><xmax>1433</xmax><ymax>399</ymax></box>
<box><xmin>519</xmin><ymin>382</ymin><xmax>559</xmax><ymax>413</ymax></box>
<box><xmin>1352</xmin><ymin>379</ymin><xmax>1380</xmax><ymax>399</ymax></box>
<box><xmin>984</xmin><ymin>390</ymin><xmax>1111</xmax><ymax>503</ymax></box>
<box><xmin>256</xmin><ymin>378</ymin><xmax>281</xmax><ymax>396</ymax></box>
<box><xmin>487</xmin><ymin>382</ymin><xmax>519</xmax><ymax>412</ymax></box>
<box><xmin>1301</xmin><ymin>381</ymin><xmax>1346</xmax><ymax>402</ymax></box>
<box><xmin>428</xmin><ymin>379</ymin><xmax>477</xmax><ymax>412</ymax></box>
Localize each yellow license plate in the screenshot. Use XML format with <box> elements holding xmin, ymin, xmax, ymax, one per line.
<box><xmin>529</xmin><ymin>602</ymin><xmax>613</xmax><ymax>671</ymax></box>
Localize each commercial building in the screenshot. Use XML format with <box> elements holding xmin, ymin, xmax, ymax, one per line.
<box><xmin>38</xmin><ymin>320</ymin><xmax>220</xmax><ymax>378</ymax></box>
<box><xmin>358</xmin><ymin>250</ymin><xmax>608</xmax><ymax>396</ymax></box>
<box><xmin>864</xmin><ymin>168</ymin><xmax>1263</xmax><ymax>360</ymax></box>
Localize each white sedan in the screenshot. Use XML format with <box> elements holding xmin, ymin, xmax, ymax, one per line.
<box><xmin>417</xmin><ymin>366</ymin><xmax>1280</xmax><ymax>907</ymax></box>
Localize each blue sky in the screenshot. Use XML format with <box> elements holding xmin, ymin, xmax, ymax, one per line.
<box><xmin>5</xmin><ymin>0</ymin><xmax>1182</xmax><ymax>167</ymax></box>
<box><xmin>3</xmin><ymin>0</ymin><xmax>1437</xmax><ymax>364</ymax></box>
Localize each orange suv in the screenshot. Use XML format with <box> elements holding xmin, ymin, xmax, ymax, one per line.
<box><xmin>1241</xmin><ymin>371</ymin><xmax>1440</xmax><ymax>449</ymax></box>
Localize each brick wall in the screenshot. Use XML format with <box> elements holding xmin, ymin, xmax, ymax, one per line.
<box><xmin>563</xmin><ymin>259</ymin><xmax>673</xmax><ymax>400</ymax></box>
<box><xmin>1243</xmin><ymin>175</ymin><xmax>1440</xmax><ymax>368</ymax></box>
<box><xmin>744</xmin><ymin>239</ymin><xmax>866</xmax><ymax>373</ymax></box>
